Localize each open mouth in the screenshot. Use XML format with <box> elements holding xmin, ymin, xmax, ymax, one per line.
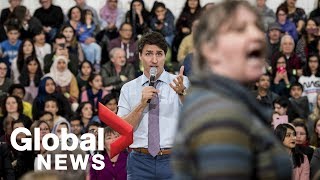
<box><xmin>247</xmin><ymin>48</ymin><xmax>264</xmax><ymax>60</ymax></box>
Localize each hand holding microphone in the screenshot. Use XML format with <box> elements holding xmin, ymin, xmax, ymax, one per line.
<box><xmin>147</xmin><ymin>67</ymin><xmax>158</xmax><ymax>103</ymax></box>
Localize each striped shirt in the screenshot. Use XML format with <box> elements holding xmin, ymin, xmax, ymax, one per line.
<box><xmin>172</xmin><ymin>74</ymin><xmax>292</xmax><ymax>179</ymax></box>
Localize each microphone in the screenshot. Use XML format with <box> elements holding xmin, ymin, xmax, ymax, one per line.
<box><xmin>147</xmin><ymin>67</ymin><xmax>157</xmax><ymax>103</ymax></box>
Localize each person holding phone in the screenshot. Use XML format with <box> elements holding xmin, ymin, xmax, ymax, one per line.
<box><xmin>43</xmin><ymin>34</ymin><xmax>79</xmax><ymax>75</ymax></box>
<box><xmin>272</xmin><ymin>113</ymin><xmax>289</xmax><ymax>129</ymax></box>
<box><xmin>272</xmin><ymin>34</ymin><xmax>303</xmax><ymax>78</ymax></box>
<box><xmin>271</xmin><ymin>53</ymin><xmax>296</xmax><ymax>97</ymax></box>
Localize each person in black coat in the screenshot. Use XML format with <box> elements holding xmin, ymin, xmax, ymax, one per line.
<box><xmin>0</xmin><ymin>142</ymin><xmax>14</xmax><ymax>180</ymax></box>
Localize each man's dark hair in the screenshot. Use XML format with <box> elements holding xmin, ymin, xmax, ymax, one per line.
<box><xmin>6</xmin><ymin>24</ymin><xmax>20</xmax><ymax>32</ymax></box>
<box><xmin>44</xmin><ymin>96</ymin><xmax>62</xmax><ymax>116</ymax></box>
<box><xmin>289</xmin><ymin>82</ymin><xmax>304</xmax><ymax>92</ymax></box>
<box><xmin>11</xmin><ymin>119</ymin><xmax>25</xmax><ymax>130</ymax></box>
<box><xmin>39</xmin><ymin>111</ymin><xmax>54</xmax><ymax>119</ymax></box>
<box><xmin>54</xmin><ymin>33</ymin><xmax>66</xmax><ymax>43</ymax></box>
<box><xmin>8</xmin><ymin>84</ymin><xmax>26</xmax><ymax>96</ymax></box>
<box><xmin>138</xmin><ymin>31</ymin><xmax>168</xmax><ymax>54</ymax></box>
<box><xmin>70</xmin><ymin>115</ymin><xmax>83</xmax><ymax>126</ymax></box>
<box><xmin>87</xmin><ymin>122</ymin><xmax>101</xmax><ymax>133</ymax></box>
<box><xmin>119</xmin><ymin>22</ymin><xmax>132</xmax><ymax>31</ymax></box>
<box><xmin>276</xmin><ymin>3</ymin><xmax>289</xmax><ymax>16</ymax></box>
<box><xmin>273</xmin><ymin>96</ymin><xmax>289</xmax><ymax>108</ymax></box>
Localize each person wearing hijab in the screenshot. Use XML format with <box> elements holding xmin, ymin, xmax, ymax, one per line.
<box><xmin>45</xmin><ymin>55</ymin><xmax>79</xmax><ymax>111</ymax></box>
<box><xmin>32</xmin><ymin>76</ymin><xmax>72</xmax><ymax>120</ymax></box>
<box><xmin>99</xmin><ymin>0</ymin><xmax>125</xmax><ymax>40</ymax></box>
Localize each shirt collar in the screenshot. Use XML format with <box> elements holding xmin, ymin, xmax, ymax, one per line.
<box><xmin>140</xmin><ymin>70</ymin><xmax>171</xmax><ymax>86</ymax></box>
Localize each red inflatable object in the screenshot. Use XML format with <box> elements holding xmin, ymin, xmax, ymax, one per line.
<box><xmin>98</xmin><ymin>103</ymin><xmax>133</xmax><ymax>158</ymax></box>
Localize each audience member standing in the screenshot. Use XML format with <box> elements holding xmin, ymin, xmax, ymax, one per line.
<box><xmin>117</xmin><ymin>31</ymin><xmax>189</xmax><ymax>179</ymax></box>
<box><xmin>172</xmin><ymin>1</ymin><xmax>292</xmax><ymax>179</ymax></box>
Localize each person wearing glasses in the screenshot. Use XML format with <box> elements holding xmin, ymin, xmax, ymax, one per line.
<box><xmin>87</xmin><ymin>122</ymin><xmax>101</xmax><ymax>156</ymax></box>
<box><xmin>108</xmin><ymin>22</ymin><xmax>139</xmax><ymax>71</ymax></box>
<box><xmin>276</xmin><ymin>4</ymin><xmax>298</xmax><ymax>42</ymax></box>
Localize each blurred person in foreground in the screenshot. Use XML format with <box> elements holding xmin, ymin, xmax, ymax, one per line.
<box><xmin>172</xmin><ymin>1</ymin><xmax>292</xmax><ymax>179</ymax></box>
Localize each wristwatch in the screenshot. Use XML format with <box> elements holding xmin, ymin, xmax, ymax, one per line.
<box><xmin>178</xmin><ymin>88</ymin><xmax>187</xmax><ymax>96</ymax></box>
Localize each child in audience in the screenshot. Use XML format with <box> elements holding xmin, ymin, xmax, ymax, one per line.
<box><xmin>38</xmin><ymin>111</ymin><xmax>54</xmax><ymax>130</ymax></box>
<box><xmin>81</xmin><ymin>74</ymin><xmax>109</xmax><ymax>111</ymax></box>
<box><xmin>33</xmin><ymin>30</ymin><xmax>51</xmax><ymax>70</ymax></box>
<box><xmin>101</xmin><ymin>92</ymin><xmax>118</xmax><ymax>114</ymax></box>
<box><xmin>289</xmin><ymin>82</ymin><xmax>310</xmax><ymax>119</ymax></box>
<box><xmin>0</xmin><ymin>25</ymin><xmax>21</xmax><ymax>65</ymax></box>
<box><xmin>44</xmin><ymin>96</ymin><xmax>67</xmax><ymax>126</ymax></box>
<box><xmin>77</xmin><ymin>60</ymin><xmax>94</xmax><ymax>92</ymax></box>
<box><xmin>76</xmin><ymin>102</ymin><xmax>100</xmax><ymax>133</ymax></box>
<box><xmin>77</xmin><ymin>9</ymin><xmax>101</xmax><ymax>70</ymax></box>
